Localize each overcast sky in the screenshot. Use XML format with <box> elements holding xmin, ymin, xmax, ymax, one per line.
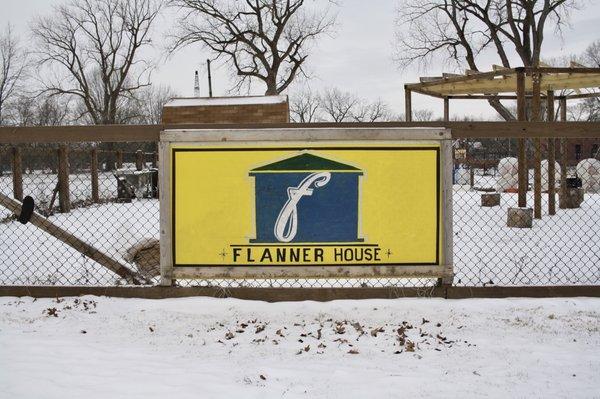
<box><xmin>2</xmin><ymin>0</ymin><xmax>600</xmax><ymax>120</ymax></box>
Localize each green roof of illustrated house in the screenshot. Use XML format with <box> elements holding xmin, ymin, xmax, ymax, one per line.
<box><xmin>251</xmin><ymin>153</ymin><xmax>361</xmax><ymax>172</ymax></box>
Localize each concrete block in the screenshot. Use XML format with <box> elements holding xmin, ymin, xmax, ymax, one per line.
<box><xmin>507</xmin><ymin>207</ymin><xmax>533</xmax><ymax>228</ymax></box>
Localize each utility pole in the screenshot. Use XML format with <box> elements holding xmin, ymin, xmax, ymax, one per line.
<box><xmin>207</xmin><ymin>59</ymin><xmax>213</xmax><ymax>97</ymax></box>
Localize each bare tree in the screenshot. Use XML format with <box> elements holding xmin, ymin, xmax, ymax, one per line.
<box><xmin>11</xmin><ymin>94</ymin><xmax>73</xmax><ymax>126</ymax></box>
<box><xmin>320</xmin><ymin>87</ymin><xmax>359</xmax><ymax>122</ymax></box>
<box><xmin>130</xmin><ymin>84</ymin><xmax>178</xmax><ymax>124</ymax></box>
<box><xmin>575</xmin><ymin>39</ymin><xmax>600</xmax><ymax>121</ymax></box>
<box><xmin>31</xmin><ymin>0</ymin><xmax>161</xmax><ymax>125</ymax></box>
<box><xmin>351</xmin><ymin>98</ymin><xmax>392</xmax><ymax>122</ymax></box>
<box><xmin>289</xmin><ymin>86</ymin><xmax>322</xmax><ymax>122</ymax></box>
<box><xmin>413</xmin><ymin>108</ymin><xmax>434</xmax><ymax>122</ymax></box>
<box><xmin>0</xmin><ymin>25</ymin><xmax>28</xmax><ymax>125</ymax></box>
<box><xmin>395</xmin><ymin>0</ymin><xmax>577</xmax><ymax>120</ymax></box>
<box><xmin>170</xmin><ymin>0</ymin><xmax>336</xmax><ymax>95</ymax></box>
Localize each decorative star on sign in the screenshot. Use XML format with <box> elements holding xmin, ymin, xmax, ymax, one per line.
<box><xmin>386</xmin><ymin>249</ymin><xmax>393</xmax><ymax>258</ymax></box>
<box><xmin>219</xmin><ymin>249</ymin><xmax>228</xmax><ymax>260</ymax></box>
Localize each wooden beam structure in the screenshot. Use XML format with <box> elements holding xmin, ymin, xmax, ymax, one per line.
<box><xmin>559</xmin><ymin>97</ymin><xmax>569</xmax><ymax>209</ymax></box>
<box><xmin>0</xmin><ymin>285</ymin><xmax>598</xmax><ymax>301</ymax></box>
<box><xmin>532</xmin><ymin>72</ymin><xmax>542</xmax><ymax>219</ymax></box>
<box><xmin>547</xmin><ymin>91</ymin><xmax>556</xmax><ymax>216</ymax></box>
<box><xmin>2</xmin><ymin>122</ymin><xmax>600</xmax><ymax>144</ymax></box>
<box><xmin>517</xmin><ymin>69</ymin><xmax>528</xmax><ymax>208</ymax></box>
<box><xmin>406</xmin><ymin>67</ymin><xmax>600</xmax><ymax>96</ymax></box>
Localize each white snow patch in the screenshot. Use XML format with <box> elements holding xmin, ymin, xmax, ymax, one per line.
<box><xmin>0</xmin><ymin>296</ymin><xmax>598</xmax><ymax>398</ymax></box>
<box><xmin>164</xmin><ymin>95</ymin><xmax>288</xmax><ymax>107</ymax></box>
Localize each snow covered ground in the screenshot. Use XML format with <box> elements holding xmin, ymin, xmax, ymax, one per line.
<box><xmin>0</xmin><ymin>296</ymin><xmax>599</xmax><ymax>398</ymax></box>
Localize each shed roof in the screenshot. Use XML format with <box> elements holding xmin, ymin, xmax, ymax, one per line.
<box><xmin>251</xmin><ymin>153</ymin><xmax>361</xmax><ymax>173</ymax></box>
<box><xmin>164</xmin><ymin>95</ymin><xmax>288</xmax><ymax>107</ymax></box>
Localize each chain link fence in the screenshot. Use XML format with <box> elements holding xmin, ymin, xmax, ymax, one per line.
<box><xmin>1</xmin><ymin>137</ymin><xmax>599</xmax><ymax>288</ymax></box>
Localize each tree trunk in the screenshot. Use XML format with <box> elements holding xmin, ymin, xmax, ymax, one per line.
<box><xmin>488</xmin><ymin>98</ymin><xmax>515</xmax><ymax>121</ymax></box>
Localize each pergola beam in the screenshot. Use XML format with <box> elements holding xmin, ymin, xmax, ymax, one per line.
<box><xmin>410</xmin><ymin>73</ymin><xmax>600</xmax><ymax>96</ymax></box>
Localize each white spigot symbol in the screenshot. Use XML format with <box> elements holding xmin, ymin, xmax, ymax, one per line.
<box><xmin>274</xmin><ymin>172</ymin><xmax>331</xmax><ymax>242</ymax></box>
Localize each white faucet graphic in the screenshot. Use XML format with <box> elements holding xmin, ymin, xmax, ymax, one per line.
<box><xmin>274</xmin><ymin>172</ymin><xmax>331</xmax><ymax>242</ymax></box>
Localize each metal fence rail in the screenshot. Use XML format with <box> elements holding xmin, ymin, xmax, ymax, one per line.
<box><xmin>1</xmin><ymin>123</ymin><xmax>599</xmax><ymax>290</ymax></box>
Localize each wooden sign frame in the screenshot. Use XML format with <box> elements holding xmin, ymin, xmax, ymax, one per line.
<box><xmin>159</xmin><ymin>127</ymin><xmax>453</xmax><ymax>285</ymax></box>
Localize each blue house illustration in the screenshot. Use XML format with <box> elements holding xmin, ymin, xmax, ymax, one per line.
<box><xmin>249</xmin><ymin>153</ymin><xmax>363</xmax><ymax>243</ymax></box>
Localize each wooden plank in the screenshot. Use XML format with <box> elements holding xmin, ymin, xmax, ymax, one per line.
<box><xmin>158</xmin><ymin>141</ymin><xmax>173</xmax><ymax>286</ymax></box>
<box><xmin>150</xmin><ymin>122</ymin><xmax>600</xmax><ymax>139</ymax></box>
<box><xmin>0</xmin><ymin>125</ymin><xmax>161</xmax><ymax>144</ymax></box>
<box><xmin>91</xmin><ymin>148</ymin><xmax>99</xmax><ymax>203</ymax></box>
<box><xmin>517</xmin><ymin>70</ymin><xmax>527</xmax><ymax>208</ymax></box>
<box><xmin>547</xmin><ymin>91</ymin><xmax>556</xmax><ymax>215</ymax></box>
<box><xmin>443</xmin><ymin>98</ymin><xmax>449</xmax><ymax>122</ymax></box>
<box><xmin>57</xmin><ymin>145</ymin><xmax>70</xmax><ymax>213</ymax></box>
<box><xmin>2</xmin><ymin>122</ymin><xmax>600</xmax><ymax>144</ymax></box>
<box><xmin>11</xmin><ymin>147</ymin><xmax>23</xmax><ymax>201</ymax></box>
<box><xmin>442</xmin><ymin>73</ymin><xmax>463</xmax><ymax>78</ymax></box>
<box><xmin>0</xmin><ymin>193</ymin><xmax>147</xmax><ymax>284</ymax></box>
<box><xmin>415</xmin><ymin>72</ymin><xmax>600</xmax><ymax>96</ymax></box>
<box><xmin>420</xmin><ymin>76</ymin><xmax>443</xmax><ymax>82</ymax></box>
<box><xmin>116</xmin><ymin>150</ymin><xmax>123</xmax><ymax>169</ymax></box>
<box><xmin>559</xmin><ymin>98</ymin><xmax>568</xmax><ymax>209</ymax></box>
<box><xmin>441</xmin><ymin>139</ymin><xmax>454</xmax><ymax>285</ymax></box>
<box><xmin>1</xmin><ymin>285</ymin><xmax>598</xmax><ymax>301</ymax></box>
<box><xmin>172</xmin><ymin>265</ymin><xmax>449</xmax><ymax>280</ymax></box>
<box><xmin>162</xmin><ymin>127</ymin><xmax>451</xmax><ymax>142</ymax></box>
<box><xmin>532</xmin><ymin>73</ymin><xmax>542</xmax><ymax>219</ymax></box>
<box><xmin>445</xmin><ymin>285</ymin><xmax>600</xmax><ymax>299</ymax></box>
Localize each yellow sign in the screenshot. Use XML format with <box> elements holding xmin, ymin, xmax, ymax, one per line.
<box><xmin>172</xmin><ymin>142</ymin><xmax>442</xmax><ymax>267</ymax></box>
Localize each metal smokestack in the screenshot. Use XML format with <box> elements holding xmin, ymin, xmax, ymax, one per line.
<box><xmin>194</xmin><ymin>70</ymin><xmax>200</xmax><ymax>97</ymax></box>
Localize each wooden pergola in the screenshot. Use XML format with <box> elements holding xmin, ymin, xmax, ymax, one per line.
<box><xmin>404</xmin><ymin>66</ymin><xmax>600</xmax><ymax>219</ymax></box>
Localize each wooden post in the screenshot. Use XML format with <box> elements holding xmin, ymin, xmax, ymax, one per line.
<box><xmin>159</xmin><ymin>141</ymin><xmax>174</xmax><ymax>286</ymax></box>
<box><xmin>116</xmin><ymin>150</ymin><xmax>123</xmax><ymax>169</ymax></box>
<box><xmin>443</xmin><ymin>97</ymin><xmax>449</xmax><ymax>122</ymax></box>
<box><xmin>135</xmin><ymin>150</ymin><xmax>144</xmax><ymax>171</ymax></box>
<box><xmin>469</xmin><ymin>166</ymin><xmax>475</xmax><ymax>188</ymax></box>
<box><xmin>532</xmin><ymin>72</ymin><xmax>542</xmax><ymax>219</ymax></box>
<box><xmin>404</xmin><ymin>87</ymin><xmax>412</xmax><ymax>122</ymax></box>
<box><xmin>57</xmin><ymin>145</ymin><xmax>71</xmax><ymax>213</ymax></box>
<box><xmin>439</xmin><ymin>104</ymin><xmax>450</xmax><ymax>287</ymax></box>
<box><xmin>91</xmin><ymin>148</ymin><xmax>99</xmax><ymax>203</ymax></box>
<box><xmin>516</xmin><ymin>69</ymin><xmax>527</xmax><ymax>208</ymax></box>
<box><xmin>559</xmin><ymin>97</ymin><xmax>568</xmax><ymax>209</ymax></box>
<box><xmin>152</xmin><ymin>152</ymin><xmax>158</xmax><ymax>169</ymax></box>
<box><xmin>547</xmin><ymin>91</ymin><xmax>556</xmax><ymax>216</ymax></box>
<box><xmin>11</xmin><ymin>147</ymin><xmax>23</xmax><ymax>201</ymax></box>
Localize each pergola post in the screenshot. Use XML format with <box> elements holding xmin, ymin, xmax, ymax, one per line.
<box><xmin>516</xmin><ymin>69</ymin><xmax>527</xmax><ymax>208</ymax></box>
<box><xmin>404</xmin><ymin>87</ymin><xmax>412</xmax><ymax>122</ymax></box>
<box><xmin>443</xmin><ymin>97</ymin><xmax>449</xmax><ymax>122</ymax></box>
<box><xmin>547</xmin><ymin>91</ymin><xmax>556</xmax><ymax>215</ymax></box>
<box><xmin>559</xmin><ymin>96</ymin><xmax>568</xmax><ymax>208</ymax></box>
<box><xmin>532</xmin><ymin>71</ymin><xmax>542</xmax><ymax>219</ymax></box>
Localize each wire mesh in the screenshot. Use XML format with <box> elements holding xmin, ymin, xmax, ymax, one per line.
<box><xmin>0</xmin><ymin>143</ymin><xmax>158</xmax><ymax>286</ymax></box>
<box><xmin>1</xmin><ymin>137</ymin><xmax>599</xmax><ymax>288</ymax></box>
